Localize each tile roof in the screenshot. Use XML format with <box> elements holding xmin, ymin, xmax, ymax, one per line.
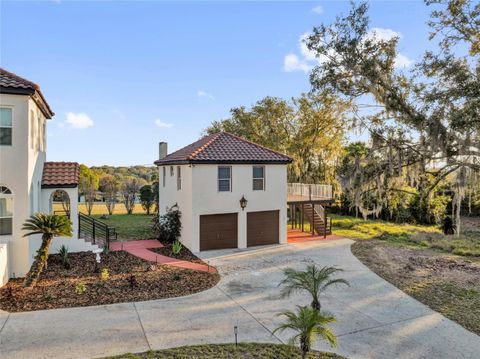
<box><xmin>41</xmin><ymin>162</ymin><xmax>80</xmax><ymax>188</ymax></box>
<box><xmin>154</xmin><ymin>132</ymin><xmax>293</xmax><ymax>165</ymax></box>
<box><xmin>0</xmin><ymin>68</ymin><xmax>54</xmax><ymax>118</ymax></box>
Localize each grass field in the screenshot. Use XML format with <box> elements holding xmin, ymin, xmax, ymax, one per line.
<box><xmin>330</xmin><ymin>214</ymin><xmax>480</xmax><ymax>257</ymax></box>
<box><xmin>104</xmin><ymin>343</ymin><xmax>344</xmax><ymax>359</ymax></box>
<box><xmin>92</xmin><ymin>214</ymin><xmax>155</xmax><ymax>240</ymax></box>
<box><xmin>53</xmin><ymin>202</ymin><xmax>148</xmax><ymax>215</ymax></box>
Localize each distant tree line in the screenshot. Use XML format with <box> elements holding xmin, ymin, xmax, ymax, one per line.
<box><xmin>79</xmin><ymin>165</ymin><xmax>159</xmax><ymax>216</ymax></box>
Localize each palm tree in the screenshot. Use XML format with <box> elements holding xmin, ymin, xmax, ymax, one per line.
<box><xmin>279</xmin><ymin>265</ymin><xmax>349</xmax><ymax>310</ymax></box>
<box><xmin>22</xmin><ymin>213</ymin><xmax>72</xmax><ymax>288</ymax></box>
<box><xmin>273</xmin><ymin>305</ymin><xmax>337</xmax><ymax>359</ymax></box>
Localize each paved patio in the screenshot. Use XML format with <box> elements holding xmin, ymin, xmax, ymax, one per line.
<box><xmin>1</xmin><ymin>238</ymin><xmax>479</xmax><ymax>359</ymax></box>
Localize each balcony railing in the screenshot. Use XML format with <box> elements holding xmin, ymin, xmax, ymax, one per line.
<box><xmin>287</xmin><ymin>183</ymin><xmax>333</xmax><ymax>200</ymax></box>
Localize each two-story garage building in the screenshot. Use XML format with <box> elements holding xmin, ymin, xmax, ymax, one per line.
<box><xmin>155</xmin><ymin>132</ymin><xmax>293</xmax><ymax>252</ymax></box>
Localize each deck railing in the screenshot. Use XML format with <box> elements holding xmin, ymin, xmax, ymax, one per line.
<box><xmin>287</xmin><ymin>183</ymin><xmax>333</xmax><ymax>200</ymax></box>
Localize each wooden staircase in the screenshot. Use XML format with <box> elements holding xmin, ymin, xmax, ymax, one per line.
<box><xmin>297</xmin><ymin>203</ymin><xmax>332</xmax><ymax>236</ymax></box>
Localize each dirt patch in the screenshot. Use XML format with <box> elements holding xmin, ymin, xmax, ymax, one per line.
<box><xmin>0</xmin><ymin>251</ymin><xmax>219</xmax><ymax>313</ymax></box>
<box><xmin>352</xmin><ymin>239</ymin><xmax>480</xmax><ymax>335</ymax></box>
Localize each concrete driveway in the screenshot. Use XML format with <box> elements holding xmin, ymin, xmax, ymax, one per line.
<box><xmin>1</xmin><ymin>238</ymin><xmax>479</xmax><ymax>359</ymax></box>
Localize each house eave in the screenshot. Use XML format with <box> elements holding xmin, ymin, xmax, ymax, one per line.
<box><xmin>0</xmin><ymin>86</ymin><xmax>54</xmax><ymax>119</ymax></box>
<box><xmin>154</xmin><ymin>159</ymin><xmax>293</xmax><ymax>166</ymax></box>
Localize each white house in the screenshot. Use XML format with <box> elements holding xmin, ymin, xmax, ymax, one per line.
<box><xmin>155</xmin><ymin>132</ymin><xmax>293</xmax><ymax>252</ymax></box>
<box><xmin>0</xmin><ymin>68</ymin><xmax>98</xmax><ymax>287</ymax></box>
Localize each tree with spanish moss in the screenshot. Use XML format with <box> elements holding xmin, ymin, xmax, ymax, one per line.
<box><xmin>305</xmin><ymin>0</ymin><xmax>479</xmax><ymax>233</ymax></box>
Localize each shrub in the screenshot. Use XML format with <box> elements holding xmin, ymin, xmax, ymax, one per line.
<box><xmin>101</xmin><ymin>267</ymin><xmax>110</xmax><ymax>281</ymax></box>
<box><xmin>59</xmin><ymin>245</ymin><xmax>70</xmax><ymax>269</ymax></box>
<box><xmin>75</xmin><ymin>282</ymin><xmax>87</xmax><ymax>295</ymax></box>
<box><xmin>153</xmin><ymin>205</ymin><xmax>182</xmax><ymax>243</ymax></box>
<box><xmin>172</xmin><ymin>240</ymin><xmax>183</xmax><ymax>255</ymax></box>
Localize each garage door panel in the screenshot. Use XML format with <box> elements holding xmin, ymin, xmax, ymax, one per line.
<box><xmin>200</xmin><ymin>213</ymin><xmax>238</xmax><ymax>251</ymax></box>
<box><xmin>247</xmin><ymin>210</ymin><xmax>279</xmax><ymax>247</ymax></box>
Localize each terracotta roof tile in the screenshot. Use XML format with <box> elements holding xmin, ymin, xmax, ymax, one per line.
<box><xmin>0</xmin><ymin>68</ymin><xmax>54</xmax><ymax>118</ymax></box>
<box><xmin>42</xmin><ymin>162</ymin><xmax>80</xmax><ymax>188</ymax></box>
<box><xmin>155</xmin><ymin>132</ymin><xmax>293</xmax><ymax>165</ymax></box>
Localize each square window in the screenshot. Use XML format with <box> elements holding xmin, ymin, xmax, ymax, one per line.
<box><xmin>0</xmin><ymin>128</ymin><xmax>12</xmax><ymax>146</ymax></box>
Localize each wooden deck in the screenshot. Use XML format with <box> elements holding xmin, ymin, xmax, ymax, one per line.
<box><xmin>287</xmin><ymin>229</ymin><xmax>341</xmax><ymax>243</ymax></box>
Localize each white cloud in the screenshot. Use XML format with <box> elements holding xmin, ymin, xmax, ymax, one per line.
<box><xmin>65</xmin><ymin>112</ymin><xmax>93</xmax><ymax>129</ymax></box>
<box><xmin>197</xmin><ymin>90</ymin><xmax>215</xmax><ymax>100</ymax></box>
<box><xmin>284</xmin><ymin>27</ymin><xmax>413</xmax><ymax>72</ymax></box>
<box><xmin>283</xmin><ymin>53</ymin><xmax>312</xmax><ymax>73</ymax></box>
<box><xmin>154</xmin><ymin>119</ymin><xmax>173</xmax><ymax>128</ymax></box>
<box><xmin>312</xmin><ymin>5</ymin><xmax>323</xmax><ymax>14</ymax></box>
<box><xmin>394</xmin><ymin>53</ymin><xmax>414</xmax><ymax>69</ymax></box>
<box><xmin>366</xmin><ymin>27</ymin><xmax>401</xmax><ymax>42</ymax></box>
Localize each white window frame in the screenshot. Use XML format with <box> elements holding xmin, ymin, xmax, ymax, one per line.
<box><xmin>253</xmin><ymin>165</ymin><xmax>265</xmax><ymax>191</ymax></box>
<box><xmin>177</xmin><ymin>166</ymin><xmax>181</xmax><ymax>190</ymax></box>
<box><xmin>218</xmin><ymin>166</ymin><xmax>232</xmax><ymax>192</ymax></box>
<box><xmin>0</xmin><ymin>186</ymin><xmax>13</xmax><ymax>236</ymax></box>
<box><xmin>0</xmin><ymin>107</ymin><xmax>13</xmax><ymax>146</ymax></box>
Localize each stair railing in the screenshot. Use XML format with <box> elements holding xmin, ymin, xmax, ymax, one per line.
<box><xmin>78</xmin><ymin>213</ymin><xmax>117</xmax><ymax>250</ymax></box>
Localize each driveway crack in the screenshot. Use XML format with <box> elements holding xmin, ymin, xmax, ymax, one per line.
<box><xmin>215</xmin><ymin>286</ymin><xmax>284</xmax><ymax>345</ymax></box>
<box><xmin>133</xmin><ymin>303</ymin><xmax>152</xmax><ymax>351</ymax></box>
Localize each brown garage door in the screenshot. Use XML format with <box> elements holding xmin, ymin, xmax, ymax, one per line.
<box><xmin>247</xmin><ymin>210</ymin><xmax>279</xmax><ymax>247</ymax></box>
<box><xmin>200</xmin><ymin>213</ymin><xmax>238</xmax><ymax>251</ymax></box>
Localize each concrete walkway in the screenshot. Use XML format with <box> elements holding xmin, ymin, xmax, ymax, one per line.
<box><xmin>1</xmin><ymin>238</ymin><xmax>479</xmax><ymax>359</ymax></box>
<box><xmin>110</xmin><ymin>239</ymin><xmax>215</xmax><ymax>273</ymax></box>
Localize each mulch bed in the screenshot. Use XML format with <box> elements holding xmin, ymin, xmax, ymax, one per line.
<box><xmin>151</xmin><ymin>242</ymin><xmax>206</xmax><ymax>264</ymax></box>
<box><xmin>0</xmin><ymin>250</ymin><xmax>220</xmax><ymax>313</ymax></box>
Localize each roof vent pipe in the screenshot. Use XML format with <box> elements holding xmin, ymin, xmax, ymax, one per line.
<box><xmin>159</xmin><ymin>142</ymin><xmax>168</xmax><ymax>160</ymax></box>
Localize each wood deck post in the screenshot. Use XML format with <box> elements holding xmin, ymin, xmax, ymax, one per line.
<box><xmin>301</xmin><ymin>203</ymin><xmax>304</xmax><ymax>232</ymax></box>
<box><xmin>324</xmin><ymin>205</ymin><xmax>327</xmax><ymax>238</ymax></box>
<box><xmin>311</xmin><ymin>202</ymin><xmax>315</xmax><ymax>235</ymax></box>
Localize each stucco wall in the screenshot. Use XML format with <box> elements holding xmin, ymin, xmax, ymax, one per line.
<box><xmin>0</xmin><ymin>243</ymin><xmax>8</xmax><ymax>287</ymax></box>
<box><xmin>191</xmin><ymin>164</ymin><xmax>287</xmax><ymax>252</ymax></box>
<box><xmin>0</xmin><ymin>93</ymin><xmax>61</xmax><ymax>280</ymax></box>
<box><xmin>159</xmin><ymin>163</ymin><xmax>288</xmax><ymax>252</ymax></box>
<box><xmin>158</xmin><ymin>164</ymin><xmax>193</xmax><ymax>250</ymax></box>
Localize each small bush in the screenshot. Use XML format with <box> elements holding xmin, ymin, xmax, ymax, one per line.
<box><xmin>101</xmin><ymin>267</ymin><xmax>110</xmax><ymax>281</ymax></box>
<box><xmin>172</xmin><ymin>240</ymin><xmax>183</xmax><ymax>255</ymax></box>
<box><xmin>59</xmin><ymin>245</ymin><xmax>70</xmax><ymax>269</ymax></box>
<box><xmin>153</xmin><ymin>205</ymin><xmax>182</xmax><ymax>243</ymax></box>
<box><xmin>75</xmin><ymin>282</ymin><xmax>87</xmax><ymax>295</ymax></box>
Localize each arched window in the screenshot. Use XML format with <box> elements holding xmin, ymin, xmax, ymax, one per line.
<box><xmin>51</xmin><ymin>190</ymin><xmax>70</xmax><ymax>218</ymax></box>
<box><xmin>0</xmin><ymin>186</ymin><xmax>13</xmax><ymax>235</ymax></box>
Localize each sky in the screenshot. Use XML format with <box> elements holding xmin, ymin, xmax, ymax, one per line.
<box><xmin>1</xmin><ymin>0</ymin><xmax>434</xmax><ymax>166</ymax></box>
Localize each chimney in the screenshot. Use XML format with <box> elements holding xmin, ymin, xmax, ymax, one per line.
<box><xmin>159</xmin><ymin>142</ymin><xmax>168</xmax><ymax>159</ymax></box>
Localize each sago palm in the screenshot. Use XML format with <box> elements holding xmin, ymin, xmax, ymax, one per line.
<box><xmin>22</xmin><ymin>213</ymin><xmax>72</xmax><ymax>288</ymax></box>
<box><xmin>279</xmin><ymin>265</ymin><xmax>349</xmax><ymax>310</ymax></box>
<box><xmin>273</xmin><ymin>305</ymin><xmax>337</xmax><ymax>359</ymax></box>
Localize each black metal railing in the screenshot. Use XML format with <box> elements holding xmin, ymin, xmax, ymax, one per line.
<box><xmin>78</xmin><ymin>213</ymin><xmax>117</xmax><ymax>249</ymax></box>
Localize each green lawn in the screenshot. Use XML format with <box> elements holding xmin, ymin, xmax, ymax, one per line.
<box><xmin>92</xmin><ymin>214</ymin><xmax>155</xmax><ymax>240</ymax></box>
<box><xmin>104</xmin><ymin>343</ymin><xmax>344</xmax><ymax>359</ymax></box>
<box><xmin>330</xmin><ymin>214</ymin><xmax>480</xmax><ymax>257</ymax></box>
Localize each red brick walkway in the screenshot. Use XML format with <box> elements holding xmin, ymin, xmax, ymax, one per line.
<box><xmin>287</xmin><ymin>229</ymin><xmax>342</xmax><ymax>243</ymax></box>
<box><xmin>110</xmin><ymin>240</ymin><xmax>216</xmax><ymax>273</ymax></box>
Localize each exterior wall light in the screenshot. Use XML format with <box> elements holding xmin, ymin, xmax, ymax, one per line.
<box><xmin>239</xmin><ymin>195</ymin><xmax>248</xmax><ymax>211</ymax></box>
